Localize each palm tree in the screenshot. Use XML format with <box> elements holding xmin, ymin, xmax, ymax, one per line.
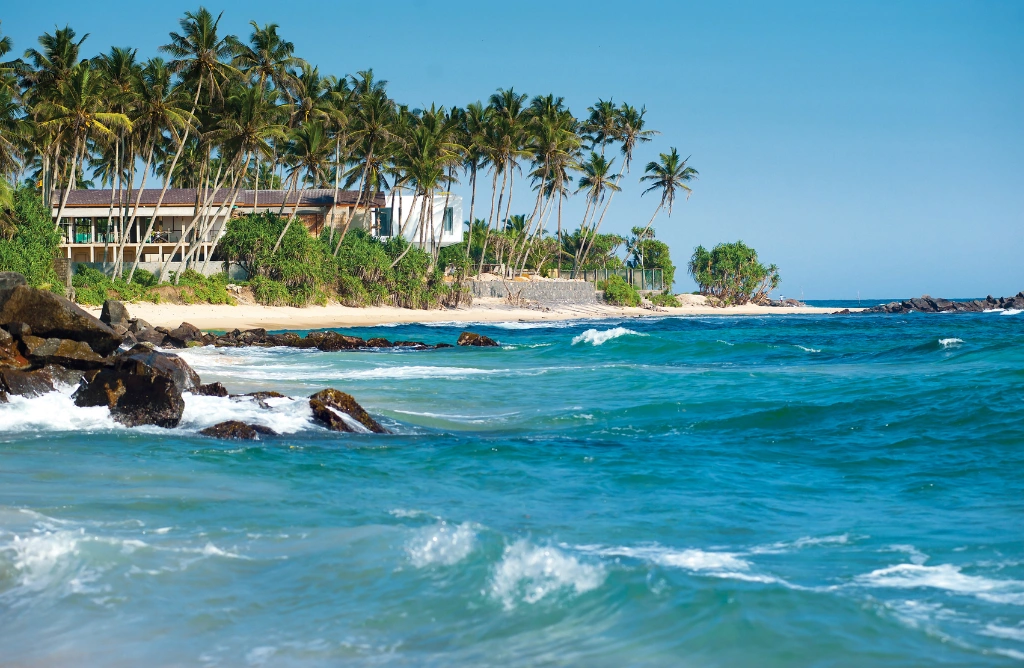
<box><xmin>635</xmin><ymin>147</ymin><xmax>697</xmax><ymax>263</ymax></box>
<box><xmin>571</xmin><ymin>151</ymin><xmax>620</xmax><ymax>270</ymax></box>
<box><xmin>271</xmin><ymin>119</ymin><xmax>330</xmax><ymax>252</ymax></box>
<box><xmin>459</xmin><ymin>101</ymin><xmax>488</xmax><ymax>259</ymax></box>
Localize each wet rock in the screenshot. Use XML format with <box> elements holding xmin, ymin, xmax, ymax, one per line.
<box><xmin>267</xmin><ymin>332</ymin><xmax>304</xmax><ymax>347</ymax></box>
<box><xmin>0</xmin><ymin>367</ymin><xmax>55</xmax><ymax>397</ymax></box>
<box><xmin>314</xmin><ymin>331</ymin><xmax>367</xmax><ymax>352</ymax></box>
<box><xmin>166</xmin><ymin>322</ymin><xmax>203</xmax><ymax>348</ymax></box>
<box><xmin>309</xmin><ymin>389</ymin><xmax>386</xmax><ymax>434</ymax></box>
<box><xmin>457</xmin><ymin>331</ymin><xmax>499</xmax><ymax>347</ymax></box>
<box><xmin>135</xmin><ymin>327</ymin><xmax>169</xmax><ymax>347</ymax></box>
<box><xmin>832</xmin><ymin>309</ymin><xmax>852</xmax><ymax>315</ymax></box>
<box><xmin>0</xmin><ymin>328</ymin><xmax>31</xmax><ymax>370</ymax></box>
<box><xmin>20</xmin><ymin>335</ymin><xmax>105</xmax><ymax>369</ymax></box>
<box><xmin>393</xmin><ymin>340</ymin><xmax>429</xmax><ymax>349</ymax></box>
<box><xmin>41</xmin><ymin>364</ymin><xmax>85</xmax><ymax>388</ymax></box>
<box><xmin>0</xmin><ymin>285</ymin><xmax>122</xmax><ymax>355</ymax></box>
<box><xmin>867</xmin><ymin>293</ymin><xmax>1024</xmax><ymax>314</ymax></box>
<box><xmin>73</xmin><ymin>349</ymin><xmax>192</xmax><ymax>427</ymax></box>
<box><xmin>434</xmin><ymin>343</ymin><xmax>454</xmax><ymax>349</ymax></box>
<box><xmin>199</xmin><ymin>420</ymin><xmax>277</xmax><ymax>440</ymax></box>
<box><xmin>128</xmin><ymin>319</ymin><xmax>152</xmax><ymax>334</ymax></box>
<box><xmin>366</xmin><ymin>337</ymin><xmax>392</xmax><ymax>348</ymax></box>
<box><xmin>100</xmin><ymin>300</ymin><xmax>131</xmax><ymax>328</ymax></box>
<box><xmin>195</xmin><ymin>382</ymin><xmax>228</xmax><ymax>397</ymax></box>
<box><xmin>6</xmin><ymin>322</ymin><xmax>31</xmax><ymax>340</ymax></box>
<box><xmin>244</xmin><ymin>391</ymin><xmax>286</xmax><ymax>409</ymax></box>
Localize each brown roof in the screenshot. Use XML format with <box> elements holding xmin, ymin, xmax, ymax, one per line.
<box><xmin>53</xmin><ymin>188</ymin><xmax>386</xmax><ymax>208</ymax></box>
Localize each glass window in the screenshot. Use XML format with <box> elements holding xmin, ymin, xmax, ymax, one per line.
<box><xmin>443</xmin><ymin>207</ymin><xmax>454</xmax><ymax>234</ymax></box>
<box><xmin>377</xmin><ymin>208</ymin><xmax>393</xmax><ymax>237</ymax></box>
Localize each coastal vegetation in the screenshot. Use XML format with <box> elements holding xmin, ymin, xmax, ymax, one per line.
<box><xmin>688</xmin><ymin>241</ymin><xmax>780</xmax><ymax>306</ymax></box>
<box><xmin>0</xmin><ymin>10</ymin><xmax>702</xmax><ymax>307</ymax></box>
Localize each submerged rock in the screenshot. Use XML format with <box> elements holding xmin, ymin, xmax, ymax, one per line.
<box><xmin>195</xmin><ymin>382</ymin><xmax>228</xmax><ymax>397</ymax></box>
<box><xmin>313</xmin><ymin>331</ymin><xmax>367</xmax><ymax>352</ymax></box>
<box><xmin>309</xmin><ymin>388</ymin><xmax>387</xmax><ymax>434</ymax></box>
<box><xmin>0</xmin><ymin>285</ymin><xmax>122</xmax><ymax>355</ymax></box>
<box><xmin>199</xmin><ymin>420</ymin><xmax>277</xmax><ymax>440</ymax></box>
<box><xmin>244</xmin><ymin>391</ymin><xmax>286</xmax><ymax>409</ymax></box>
<box><xmin>457</xmin><ymin>331</ymin><xmax>499</xmax><ymax>347</ymax></box>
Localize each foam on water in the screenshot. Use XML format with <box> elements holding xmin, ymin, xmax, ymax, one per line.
<box><xmin>939</xmin><ymin>338</ymin><xmax>964</xmax><ymax>348</ymax></box>
<box><xmin>490</xmin><ymin>541</ymin><xmax>605</xmax><ymax>609</ymax></box>
<box><xmin>406</xmin><ymin>521</ymin><xmax>477</xmax><ymax>567</ymax></box>
<box><xmin>333</xmin><ymin>365</ymin><xmax>505</xmax><ymax>380</ymax></box>
<box><xmin>794</xmin><ymin>345</ymin><xmax>822</xmax><ymax>353</ymax></box>
<box><xmin>571</xmin><ymin>327</ymin><xmax>645</xmax><ymax>346</ymax></box>
<box><xmin>1001</xmin><ymin>309</ymin><xmax>1023</xmax><ymax>316</ymax></box>
<box><xmin>0</xmin><ymin>389</ymin><xmax>119</xmax><ymax>433</ymax></box>
<box><xmin>180</xmin><ymin>394</ymin><xmax>315</xmax><ymax>434</ymax></box>
<box><xmin>576</xmin><ymin>544</ymin><xmax>783</xmax><ymax>584</ymax></box>
<box><xmin>858</xmin><ymin>563</ymin><xmax>1024</xmax><ymax>604</ymax></box>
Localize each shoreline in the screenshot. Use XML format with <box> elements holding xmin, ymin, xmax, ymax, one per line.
<box><xmin>83</xmin><ymin>298</ymin><xmax>861</xmax><ymax>330</ymax></box>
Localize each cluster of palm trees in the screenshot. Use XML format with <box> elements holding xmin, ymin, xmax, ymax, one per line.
<box><xmin>0</xmin><ymin>8</ymin><xmax>698</xmax><ymax>284</ymax></box>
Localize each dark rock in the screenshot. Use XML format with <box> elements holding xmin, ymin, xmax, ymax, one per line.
<box><xmin>267</xmin><ymin>332</ymin><xmax>303</xmax><ymax>347</ymax></box>
<box><xmin>0</xmin><ymin>285</ymin><xmax>122</xmax><ymax>355</ymax></box>
<box><xmin>199</xmin><ymin>420</ymin><xmax>277</xmax><ymax>440</ymax></box>
<box><xmin>0</xmin><ymin>368</ymin><xmax>55</xmax><ymax>397</ymax></box>
<box><xmin>0</xmin><ymin>328</ymin><xmax>31</xmax><ymax>370</ymax></box>
<box><xmin>128</xmin><ymin>319</ymin><xmax>152</xmax><ymax>334</ymax></box>
<box><xmin>457</xmin><ymin>331</ymin><xmax>499</xmax><ymax>347</ymax></box>
<box><xmin>119</xmin><ymin>345</ymin><xmax>201</xmax><ymax>393</ymax></box>
<box><xmin>393</xmin><ymin>340</ymin><xmax>429</xmax><ymax>349</ymax></box>
<box><xmin>832</xmin><ymin>309</ymin><xmax>852</xmax><ymax>315</ymax></box>
<box><xmin>166</xmin><ymin>322</ymin><xmax>203</xmax><ymax>348</ymax></box>
<box><xmin>366</xmin><ymin>337</ymin><xmax>392</xmax><ymax>348</ymax></box>
<box><xmin>73</xmin><ymin>350</ymin><xmax>191</xmax><ymax>427</ymax></box>
<box><xmin>237</xmin><ymin>328</ymin><xmax>268</xmax><ymax>346</ymax></box>
<box><xmin>6</xmin><ymin>322</ymin><xmax>31</xmax><ymax>340</ymax></box>
<box><xmin>195</xmin><ymin>382</ymin><xmax>228</xmax><ymax>397</ymax></box>
<box><xmin>135</xmin><ymin>328</ymin><xmax>169</xmax><ymax>347</ymax></box>
<box><xmin>100</xmin><ymin>300</ymin><xmax>130</xmax><ymax>328</ymax></box>
<box><xmin>244</xmin><ymin>390</ymin><xmax>286</xmax><ymax>409</ymax></box>
<box><xmin>0</xmin><ymin>388</ymin><xmax>6</xmax><ymax>403</ymax></box>
<box><xmin>41</xmin><ymin>364</ymin><xmax>85</xmax><ymax>388</ymax></box>
<box><xmin>434</xmin><ymin>343</ymin><xmax>454</xmax><ymax>349</ymax></box>
<box><xmin>315</xmin><ymin>331</ymin><xmax>367</xmax><ymax>352</ymax></box>
<box><xmin>0</xmin><ymin>271</ymin><xmax>27</xmax><ymax>292</ymax></box>
<box><xmin>155</xmin><ymin>326</ymin><xmax>171</xmax><ymax>335</ymax></box>
<box><xmin>20</xmin><ymin>335</ymin><xmax>105</xmax><ymax>369</ymax></box>
<box><xmin>309</xmin><ymin>388</ymin><xmax>386</xmax><ymax>434</ymax></box>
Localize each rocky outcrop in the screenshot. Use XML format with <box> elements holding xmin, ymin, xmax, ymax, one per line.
<box><xmin>457</xmin><ymin>331</ymin><xmax>499</xmax><ymax>347</ymax></box>
<box><xmin>20</xmin><ymin>335</ymin><xmax>105</xmax><ymax>369</ymax></box>
<box><xmin>195</xmin><ymin>382</ymin><xmax>228</xmax><ymax>397</ymax></box>
<box><xmin>768</xmin><ymin>298</ymin><xmax>807</xmax><ymax>308</ymax></box>
<box><xmin>869</xmin><ymin>293</ymin><xmax>1024</xmax><ymax>314</ymax></box>
<box><xmin>0</xmin><ymin>327</ymin><xmax>30</xmax><ymax>370</ymax></box>
<box><xmin>0</xmin><ymin>368</ymin><xmax>55</xmax><ymax>397</ymax></box>
<box><xmin>199</xmin><ymin>420</ymin><xmax>277</xmax><ymax>440</ymax></box>
<box><xmin>309</xmin><ymin>389</ymin><xmax>387</xmax><ymax>434</ymax></box>
<box><xmin>72</xmin><ymin>348</ymin><xmax>198</xmax><ymax>427</ymax></box>
<box><xmin>166</xmin><ymin>322</ymin><xmax>203</xmax><ymax>348</ymax></box>
<box><xmin>0</xmin><ymin>285</ymin><xmax>122</xmax><ymax>355</ymax></box>
<box><xmin>244</xmin><ymin>391</ymin><xmax>286</xmax><ymax>409</ymax></box>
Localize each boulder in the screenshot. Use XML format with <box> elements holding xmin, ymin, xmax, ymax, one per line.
<box><xmin>195</xmin><ymin>382</ymin><xmax>228</xmax><ymax>397</ymax></box>
<box><xmin>121</xmin><ymin>345</ymin><xmax>201</xmax><ymax>393</ymax></box>
<box><xmin>366</xmin><ymin>337</ymin><xmax>392</xmax><ymax>348</ymax></box>
<box><xmin>314</xmin><ymin>331</ymin><xmax>367</xmax><ymax>352</ymax></box>
<box><xmin>135</xmin><ymin>328</ymin><xmax>169</xmax><ymax>347</ymax></box>
<box><xmin>0</xmin><ymin>368</ymin><xmax>55</xmax><ymax>397</ymax></box>
<box><xmin>0</xmin><ymin>328</ymin><xmax>31</xmax><ymax>370</ymax></box>
<box><xmin>457</xmin><ymin>331</ymin><xmax>499</xmax><ymax>347</ymax></box>
<box><xmin>166</xmin><ymin>322</ymin><xmax>203</xmax><ymax>348</ymax></box>
<box><xmin>267</xmin><ymin>332</ymin><xmax>304</xmax><ymax>347</ymax></box>
<box><xmin>0</xmin><ymin>271</ymin><xmax>27</xmax><ymax>292</ymax></box>
<box><xmin>0</xmin><ymin>285</ymin><xmax>122</xmax><ymax>355</ymax></box>
<box><xmin>6</xmin><ymin>322</ymin><xmax>31</xmax><ymax>340</ymax></box>
<box><xmin>100</xmin><ymin>300</ymin><xmax>131</xmax><ymax>328</ymax></box>
<box><xmin>128</xmin><ymin>318</ymin><xmax>152</xmax><ymax>334</ymax></box>
<box><xmin>73</xmin><ymin>350</ymin><xmax>191</xmax><ymax>427</ymax></box>
<box><xmin>20</xmin><ymin>335</ymin><xmax>105</xmax><ymax>369</ymax></box>
<box><xmin>393</xmin><ymin>340</ymin><xmax>429</xmax><ymax>349</ymax></box>
<box><xmin>309</xmin><ymin>388</ymin><xmax>386</xmax><ymax>434</ymax></box>
<box><xmin>199</xmin><ymin>420</ymin><xmax>277</xmax><ymax>440</ymax></box>
<box><xmin>41</xmin><ymin>364</ymin><xmax>86</xmax><ymax>388</ymax></box>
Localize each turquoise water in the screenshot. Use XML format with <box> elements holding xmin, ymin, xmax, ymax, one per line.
<box><xmin>1</xmin><ymin>312</ymin><xmax>1023</xmax><ymax>666</ymax></box>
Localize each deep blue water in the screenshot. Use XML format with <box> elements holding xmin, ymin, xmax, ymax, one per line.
<box><xmin>1</xmin><ymin>311</ymin><xmax>1023</xmax><ymax>666</ymax></box>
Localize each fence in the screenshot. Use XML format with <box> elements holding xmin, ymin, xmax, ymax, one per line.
<box><xmin>565</xmin><ymin>268</ymin><xmax>664</xmax><ymax>292</ymax></box>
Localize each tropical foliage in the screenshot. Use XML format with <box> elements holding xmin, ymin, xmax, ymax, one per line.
<box><xmin>688</xmin><ymin>241</ymin><xmax>780</xmax><ymax>306</ymax></box>
<box><xmin>0</xmin><ymin>11</ymin><xmax>703</xmax><ymax>306</ymax></box>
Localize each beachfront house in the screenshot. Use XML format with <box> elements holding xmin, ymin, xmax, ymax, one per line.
<box><xmin>51</xmin><ymin>188</ymin><xmax>463</xmax><ymax>275</ymax></box>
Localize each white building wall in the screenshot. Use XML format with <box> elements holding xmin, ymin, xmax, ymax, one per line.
<box><xmin>376</xmin><ymin>194</ymin><xmax>462</xmax><ymax>248</ymax></box>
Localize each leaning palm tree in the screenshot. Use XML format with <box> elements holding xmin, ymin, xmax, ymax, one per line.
<box><xmin>272</xmin><ymin>120</ymin><xmax>330</xmax><ymax>252</ymax></box>
<box><xmin>571</xmin><ymin>151</ymin><xmax>620</xmax><ymax>270</ymax></box>
<box><xmin>637</xmin><ymin>147</ymin><xmax>698</xmax><ymax>244</ymax></box>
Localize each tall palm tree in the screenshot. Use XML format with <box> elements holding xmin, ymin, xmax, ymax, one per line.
<box><xmin>636</xmin><ymin>147</ymin><xmax>698</xmax><ymax>249</ymax></box>
<box><xmin>571</xmin><ymin>151</ymin><xmax>620</xmax><ymax>269</ymax></box>
<box><xmin>271</xmin><ymin>119</ymin><xmax>330</xmax><ymax>252</ymax></box>
<box><xmin>459</xmin><ymin>101</ymin><xmax>488</xmax><ymax>259</ymax></box>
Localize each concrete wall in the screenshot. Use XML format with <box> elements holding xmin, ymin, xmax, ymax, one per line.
<box><xmin>72</xmin><ymin>262</ymin><xmax>249</xmax><ymax>282</ymax></box>
<box><xmin>467</xmin><ymin>279</ymin><xmax>597</xmax><ymax>304</ymax></box>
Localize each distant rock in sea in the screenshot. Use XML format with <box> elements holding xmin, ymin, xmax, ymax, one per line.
<box><xmin>869</xmin><ymin>293</ymin><xmax>1024</xmax><ymax>314</ymax></box>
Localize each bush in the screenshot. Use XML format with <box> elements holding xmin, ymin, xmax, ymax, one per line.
<box><xmin>175</xmin><ymin>269</ymin><xmax>234</xmax><ymax>305</ymax></box>
<box><xmin>598</xmin><ymin>274</ymin><xmax>641</xmax><ymax>307</ymax></box>
<box><xmin>688</xmin><ymin>241</ymin><xmax>780</xmax><ymax>306</ymax></box>
<box><xmin>0</xmin><ymin>188</ymin><xmax>63</xmax><ymax>290</ymax></box>
<box><xmin>71</xmin><ymin>265</ymin><xmax>162</xmax><ymax>305</ymax></box>
<box><xmin>650</xmin><ymin>292</ymin><xmax>681</xmax><ymax>308</ymax></box>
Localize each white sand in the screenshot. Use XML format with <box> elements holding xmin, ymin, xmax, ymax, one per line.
<box><xmin>85</xmin><ymin>297</ymin><xmax>859</xmax><ymax>331</ymax></box>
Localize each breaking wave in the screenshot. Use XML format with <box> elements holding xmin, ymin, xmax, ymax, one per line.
<box><xmin>571</xmin><ymin>327</ymin><xmax>646</xmax><ymax>346</ymax></box>
<box><xmin>489</xmin><ymin>541</ymin><xmax>605</xmax><ymax>609</ymax></box>
<box><xmin>406</xmin><ymin>521</ymin><xmax>477</xmax><ymax>567</ymax></box>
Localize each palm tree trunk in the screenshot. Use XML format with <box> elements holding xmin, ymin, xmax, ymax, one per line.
<box><xmin>113</xmin><ymin>142</ymin><xmax>155</xmax><ymax>278</ymax></box>
<box><xmin>389</xmin><ymin>191</ymin><xmax>427</xmax><ymax>269</ymax></box>
<box><xmin>463</xmin><ymin>164</ymin><xmax>477</xmax><ymax>260</ymax></box>
<box><xmin>334</xmin><ymin>145</ymin><xmax>374</xmax><ymax>253</ymax></box>
<box><xmin>271</xmin><ymin>170</ymin><xmax>303</xmax><ymax>253</ymax></box>
<box><xmin>476</xmin><ymin>168</ymin><xmax>502</xmax><ymax>275</ymax></box>
<box><xmin>159</xmin><ymin>153</ymin><xmax>226</xmax><ymax>281</ymax></box>
<box><xmin>52</xmin><ymin>136</ymin><xmax>83</xmax><ymax>232</ymax></box>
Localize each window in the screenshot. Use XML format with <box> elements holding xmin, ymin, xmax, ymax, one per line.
<box><xmin>377</xmin><ymin>208</ymin><xmax>393</xmax><ymax>237</ymax></box>
<box><xmin>443</xmin><ymin>207</ymin><xmax>454</xmax><ymax>234</ymax></box>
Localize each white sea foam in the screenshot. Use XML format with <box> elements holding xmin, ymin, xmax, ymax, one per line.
<box><xmin>938</xmin><ymin>338</ymin><xmax>964</xmax><ymax>348</ymax></box>
<box><xmin>332</xmin><ymin>365</ymin><xmax>504</xmax><ymax>380</ymax></box>
<box><xmin>577</xmin><ymin>544</ymin><xmax>763</xmax><ymax>580</ymax></box>
<box><xmin>794</xmin><ymin>345</ymin><xmax>822</xmax><ymax>353</ymax></box>
<box><xmin>1001</xmin><ymin>309</ymin><xmax>1022</xmax><ymax>316</ymax></box>
<box><xmin>571</xmin><ymin>327</ymin><xmax>646</xmax><ymax>346</ymax></box>
<box><xmin>0</xmin><ymin>389</ymin><xmax>121</xmax><ymax>433</ymax></box>
<box><xmin>490</xmin><ymin>541</ymin><xmax>605</xmax><ymax>609</ymax></box>
<box><xmin>884</xmin><ymin>544</ymin><xmax>929</xmax><ymax>565</ymax></box>
<box><xmin>6</xmin><ymin>529</ymin><xmax>84</xmax><ymax>593</ymax></box>
<box><xmin>406</xmin><ymin>521</ymin><xmax>477</xmax><ymax>567</ymax></box>
<box><xmin>983</xmin><ymin>624</ymin><xmax>1024</xmax><ymax>642</ymax></box>
<box><xmin>179</xmin><ymin>394</ymin><xmax>314</xmax><ymax>434</ymax></box>
<box><xmin>749</xmin><ymin>534</ymin><xmax>851</xmax><ymax>555</ymax></box>
<box><xmin>858</xmin><ymin>563</ymin><xmax>1024</xmax><ymax>604</ymax></box>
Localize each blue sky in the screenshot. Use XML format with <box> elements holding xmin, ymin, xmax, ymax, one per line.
<box><xmin>5</xmin><ymin>0</ymin><xmax>1022</xmax><ymax>297</ymax></box>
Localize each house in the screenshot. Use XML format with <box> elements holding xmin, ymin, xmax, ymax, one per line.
<box><xmin>51</xmin><ymin>188</ymin><xmax>463</xmax><ymax>265</ymax></box>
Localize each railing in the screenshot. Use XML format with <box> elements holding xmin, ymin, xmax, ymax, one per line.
<box><xmin>567</xmin><ymin>268</ymin><xmax>664</xmax><ymax>292</ymax></box>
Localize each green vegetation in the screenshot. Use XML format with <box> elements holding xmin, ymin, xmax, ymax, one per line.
<box><xmin>0</xmin><ymin>188</ymin><xmax>61</xmax><ymax>289</ymax></box>
<box><xmin>688</xmin><ymin>241</ymin><xmax>780</xmax><ymax>306</ymax></box>
<box><xmin>649</xmin><ymin>292</ymin><xmax>681</xmax><ymax>308</ymax></box>
<box><xmin>71</xmin><ymin>264</ymin><xmax>234</xmax><ymax>306</ymax></box>
<box><xmin>598</xmin><ymin>275</ymin><xmax>641</xmax><ymax>307</ymax></box>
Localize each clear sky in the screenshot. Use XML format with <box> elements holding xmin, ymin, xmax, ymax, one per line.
<box><xmin>5</xmin><ymin>0</ymin><xmax>1022</xmax><ymax>298</ymax></box>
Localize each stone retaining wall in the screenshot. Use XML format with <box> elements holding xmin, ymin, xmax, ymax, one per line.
<box><xmin>71</xmin><ymin>262</ymin><xmax>249</xmax><ymax>282</ymax></box>
<box><xmin>466</xmin><ymin>279</ymin><xmax>597</xmax><ymax>304</ymax></box>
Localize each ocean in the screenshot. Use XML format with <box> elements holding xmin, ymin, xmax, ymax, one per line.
<box><xmin>1</xmin><ymin>311</ymin><xmax>1022</xmax><ymax>666</ymax></box>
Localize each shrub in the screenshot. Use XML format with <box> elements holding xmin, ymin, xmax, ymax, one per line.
<box><xmin>650</xmin><ymin>292</ymin><xmax>681</xmax><ymax>308</ymax></box>
<box><xmin>688</xmin><ymin>241</ymin><xmax>780</xmax><ymax>306</ymax></box>
<box><xmin>598</xmin><ymin>274</ymin><xmax>641</xmax><ymax>307</ymax></box>
<box><xmin>0</xmin><ymin>188</ymin><xmax>62</xmax><ymax>290</ymax></box>
<box><xmin>71</xmin><ymin>265</ymin><xmax>162</xmax><ymax>305</ymax></box>
<box><xmin>249</xmin><ymin>276</ymin><xmax>291</xmax><ymax>306</ymax></box>
<box><xmin>175</xmin><ymin>270</ymin><xmax>234</xmax><ymax>305</ymax></box>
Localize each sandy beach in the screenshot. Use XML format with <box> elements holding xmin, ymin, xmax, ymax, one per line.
<box><xmin>84</xmin><ymin>297</ymin><xmax>858</xmax><ymax>331</ymax></box>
